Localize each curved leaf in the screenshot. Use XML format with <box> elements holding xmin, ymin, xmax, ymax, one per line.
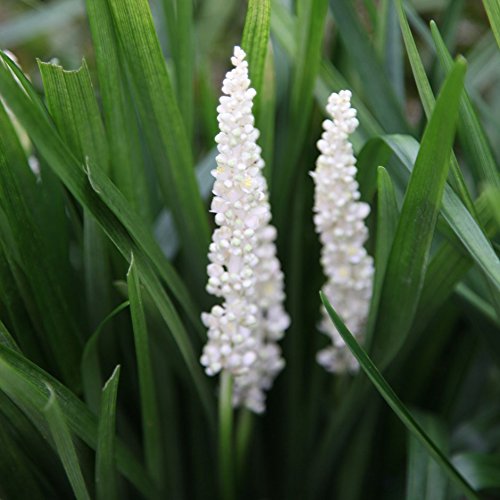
<box><xmin>452</xmin><ymin>452</ymin><xmax>500</xmax><ymax>491</ymax></box>
<box><xmin>320</xmin><ymin>291</ymin><xmax>479</xmax><ymax>500</ymax></box>
<box><xmin>0</xmin><ymin>344</ymin><xmax>154</xmax><ymax>496</ymax></box>
<box><xmin>373</xmin><ymin>58</ymin><xmax>466</xmax><ymax>365</ymax></box>
<box><xmin>44</xmin><ymin>386</ymin><xmax>91</xmax><ymax>500</ymax></box>
<box><xmin>96</xmin><ymin>366</ymin><xmax>121</xmax><ymax>500</ymax></box>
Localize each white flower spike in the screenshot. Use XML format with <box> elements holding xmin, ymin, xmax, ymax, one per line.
<box><xmin>201</xmin><ymin>46</ymin><xmax>290</xmax><ymax>413</ymax></box>
<box><xmin>311</xmin><ymin>90</ymin><xmax>374</xmax><ymax>374</ymax></box>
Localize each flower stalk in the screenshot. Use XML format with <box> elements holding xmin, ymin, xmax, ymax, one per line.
<box><xmin>219</xmin><ymin>371</ymin><xmax>235</xmax><ymax>500</ymax></box>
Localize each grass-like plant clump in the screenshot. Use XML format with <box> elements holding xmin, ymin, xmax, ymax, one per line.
<box><xmin>0</xmin><ymin>0</ymin><xmax>499</xmax><ymax>499</ymax></box>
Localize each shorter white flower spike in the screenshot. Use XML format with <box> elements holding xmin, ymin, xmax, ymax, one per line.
<box><xmin>311</xmin><ymin>90</ymin><xmax>374</xmax><ymax>373</ymax></box>
<box><xmin>201</xmin><ymin>46</ymin><xmax>289</xmax><ymax>413</ymax></box>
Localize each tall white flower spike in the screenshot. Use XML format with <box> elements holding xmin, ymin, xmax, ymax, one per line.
<box><xmin>311</xmin><ymin>90</ymin><xmax>374</xmax><ymax>373</ymax></box>
<box><xmin>201</xmin><ymin>46</ymin><xmax>290</xmax><ymax>413</ymax></box>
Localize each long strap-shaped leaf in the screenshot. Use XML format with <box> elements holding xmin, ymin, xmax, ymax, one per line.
<box><xmin>242</xmin><ymin>0</ymin><xmax>271</xmax><ymax>114</ymax></box>
<box><xmin>0</xmin><ymin>97</ymin><xmax>81</xmax><ymax>387</ymax></box>
<box><xmin>430</xmin><ymin>21</ymin><xmax>500</xmax><ymax>190</ymax></box>
<box><xmin>127</xmin><ymin>256</ymin><xmax>163</xmax><ymax>489</ymax></box>
<box><xmin>365</xmin><ymin>167</ymin><xmax>399</xmax><ymax>347</ymax></box>
<box><xmin>96</xmin><ymin>366</ymin><xmax>120</xmax><ymax>500</ymax></box>
<box><xmin>357</xmin><ymin>134</ymin><xmax>499</xmax><ymax>339</ymax></box>
<box><xmin>0</xmin><ymin>54</ymin><xmax>215</xmax><ymax>427</ymax></box>
<box><xmin>44</xmin><ymin>386</ymin><xmax>92</xmax><ymax>500</ymax></box>
<box><xmin>394</xmin><ymin>0</ymin><xmax>488</xmax><ymax>214</ymax></box>
<box><xmin>162</xmin><ymin>0</ymin><xmax>195</xmax><ymax>142</ymax></box>
<box><xmin>272</xmin><ymin>0</ymin><xmax>328</xmax><ymax>227</ymax></box>
<box><xmin>373</xmin><ymin>58</ymin><xmax>466</xmax><ymax>366</ymax></box>
<box><xmin>0</xmin><ymin>52</ymin><xmax>199</xmax><ymax>329</ymax></box>
<box><xmin>242</xmin><ymin>0</ymin><xmax>274</xmax><ymax>183</ymax></box>
<box><xmin>329</xmin><ymin>0</ymin><xmax>410</xmax><ymax>133</ymax></box>
<box><xmin>0</xmin><ymin>402</ymin><xmax>56</xmax><ymax>498</ymax></box>
<box><xmin>482</xmin><ymin>0</ymin><xmax>500</xmax><ymax>49</ymax></box>
<box><xmin>106</xmin><ymin>0</ymin><xmax>209</xmax><ymax>291</ymax></box>
<box><xmin>406</xmin><ymin>412</ymin><xmax>449</xmax><ymax>500</ymax></box>
<box><xmin>39</xmin><ymin>61</ymin><xmax>114</xmax><ymax>334</ymax></box>
<box><xmin>270</xmin><ymin>0</ymin><xmax>383</xmax><ymax>142</ymax></box>
<box><xmin>320</xmin><ymin>292</ymin><xmax>480</xmax><ymax>500</ymax></box>
<box><xmin>0</xmin><ymin>345</ymin><xmax>153</xmax><ymax>496</ymax></box>
<box><xmin>362</xmin><ymin>134</ymin><xmax>500</xmax><ymax>296</ymax></box>
<box><xmin>85</xmin><ymin>0</ymin><xmax>151</xmax><ymax>223</ymax></box>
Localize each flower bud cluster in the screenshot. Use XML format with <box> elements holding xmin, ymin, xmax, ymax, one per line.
<box><xmin>311</xmin><ymin>90</ymin><xmax>374</xmax><ymax>373</ymax></box>
<box><xmin>201</xmin><ymin>46</ymin><xmax>289</xmax><ymax>413</ymax></box>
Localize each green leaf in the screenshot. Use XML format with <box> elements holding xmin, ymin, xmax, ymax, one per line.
<box><xmin>290</xmin><ymin>0</ymin><xmax>328</xmax><ymax>139</ymax></box>
<box><xmin>270</xmin><ymin>2</ymin><xmax>384</xmax><ymax>141</ymax></box>
<box><xmin>81</xmin><ymin>301</ymin><xmax>130</xmax><ymax>412</ymax></box>
<box><xmin>482</xmin><ymin>0</ymin><xmax>500</xmax><ymax>49</ymax></box>
<box><xmin>127</xmin><ymin>255</ymin><xmax>163</xmax><ymax>488</ymax></box>
<box><xmin>162</xmin><ymin>0</ymin><xmax>195</xmax><ymax>142</ymax></box>
<box><xmin>38</xmin><ymin>60</ymin><xmax>113</xmax><ymax>331</ymax></box>
<box><xmin>316</xmin><ymin>61</ymin><xmax>383</xmax><ymax>142</ymax></box>
<box><xmin>0</xmin><ymin>96</ymin><xmax>81</xmax><ymax>388</ymax></box>
<box><xmin>375</xmin><ymin>0</ymin><xmax>405</xmax><ymax>104</ymax></box>
<box><xmin>272</xmin><ymin>0</ymin><xmax>328</xmax><ymax>226</ymax></box>
<box><xmin>0</xmin><ymin>412</ymin><xmax>57</xmax><ymax>498</ymax></box>
<box><xmin>485</xmin><ymin>186</ymin><xmax>500</xmax><ymax>227</ymax></box>
<box><xmin>365</xmin><ymin>166</ymin><xmax>399</xmax><ymax>347</ymax></box>
<box><xmin>106</xmin><ymin>0</ymin><xmax>210</xmax><ymax>290</ymax></box>
<box><xmin>456</xmin><ymin>283</ymin><xmax>500</xmax><ymax>327</ymax></box>
<box><xmin>43</xmin><ymin>386</ymin><xmax>92</xmax><ymax>500</ymax></box>
<box><xmin>406</xmin><ymin>412</ymin><xmax>449</xmax><ymax>500</ymax></box>
<box><xmin>440</xmin><ymin>187</ymin><xmax>500</xmax><ymax>291</ymax></box>
<box><xmin>394</xmin><ymin>0</ymin><xmax>475</xmax><ymax>216</ymax></box>
<box><xmin>0</xmin><ymin>344</ymin><xmax>154</xmax><ymax>496</ymax></box>
<box><xmin>0</xmin><ymin>319</ymin><xmax>22</xmax><ymax>353</ymax></box>
<box><xmin>154</xmin><ymin>147</ymin><xmax>216</xmax><ymax>260</ymax></box>
<box><xmin>96</xmin><ymin>366</ymin><xmax>121</xmax><ymax>500</ymax></box>
<box><xmin>394</xmin><ymin>0</ymin><xmax>434</xmax><ymax>118</ymax></box>
<box><xmin>373</xmin><ymin>58</ymin><xmax>466</xmax><ymax>365</ymax></box>
<box><xmin>452</xmin><ymin>452</ymin><xmax>500</xmax><ymax>491</ymax></box>
<box><xmin>241</xmin><ymin>0</ymin><xmax>271</xmax><ymax>113</ymax></box>
<box><xmin>430</xmin><ymin>20</ymin><xmax>500</xmax><ymax>190</ymax></box>
<box><xmin>85</xmin><ymin>0</ymin><xmax>151</xmax><ymax>222</ymax></box>
<box><xmin>0</xmin><ymin>233</ymin><xmax>47</xmax><ymax>362</ymax></box>
<box><xmin>359</xmin><ymin>135</ymin><xmax>500</xmax><ymax>298</ymax></box>
<box><xmin>38</xmin><ymin>61</ymin><xmax>109</xmax><ymax>166</ymax></box>
<box><xmin>0</xmin><ymin>61</ymin><xmax>215</xmax><ymax>426</ymax></box>
<box><xmin>256</xmin><ymin>45</ymin><xmax>276</xmax><ymax>184</ymax></box>
<box><xmin>417</xmin><ymin>190</ymin><xmax>497</xmax><ymax>327</ymax></box>
<box><xmin>109</xmin><ymin>238</ymin><xmax>214</xmax><ymax>428</ymax></box>
<box><xmin>0</xmin><ymin>51</ymin><xmax>49</xmax><ymax>119</ymax></box>
<box><xmin>320</xmin><ymin>292</ymin><xmax>479</xmax><ymax>500</ymax></box>
<box><xmin>84</xmin><ymin>158</ymin><xmax>203</xmax><ymax>334</ymax></box>
<box><xmin>329</xmin><ymin>0</ymin><xmax>409</xmax><ymax>133</ymax></box>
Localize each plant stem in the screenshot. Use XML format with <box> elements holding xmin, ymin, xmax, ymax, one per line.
<box><xmin>235</xmin><ymin>408</ymin><xmax>253</xmax><ymax>484</ymax></box>
<box><xmin>219</xmin><ymin>371</ymin><xmax>235</xmax><ymax>500</ymax></box>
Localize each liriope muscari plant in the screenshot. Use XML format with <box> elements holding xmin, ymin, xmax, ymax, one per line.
<box><xmin>311</xmin><ymin>90</ymin><xmax>374</xmax><ymax>373</ymax></box>
<box><xmin>200</xmin><ymin>46</ymin><xmax>290</xmax><ymax>413</ymax></box>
